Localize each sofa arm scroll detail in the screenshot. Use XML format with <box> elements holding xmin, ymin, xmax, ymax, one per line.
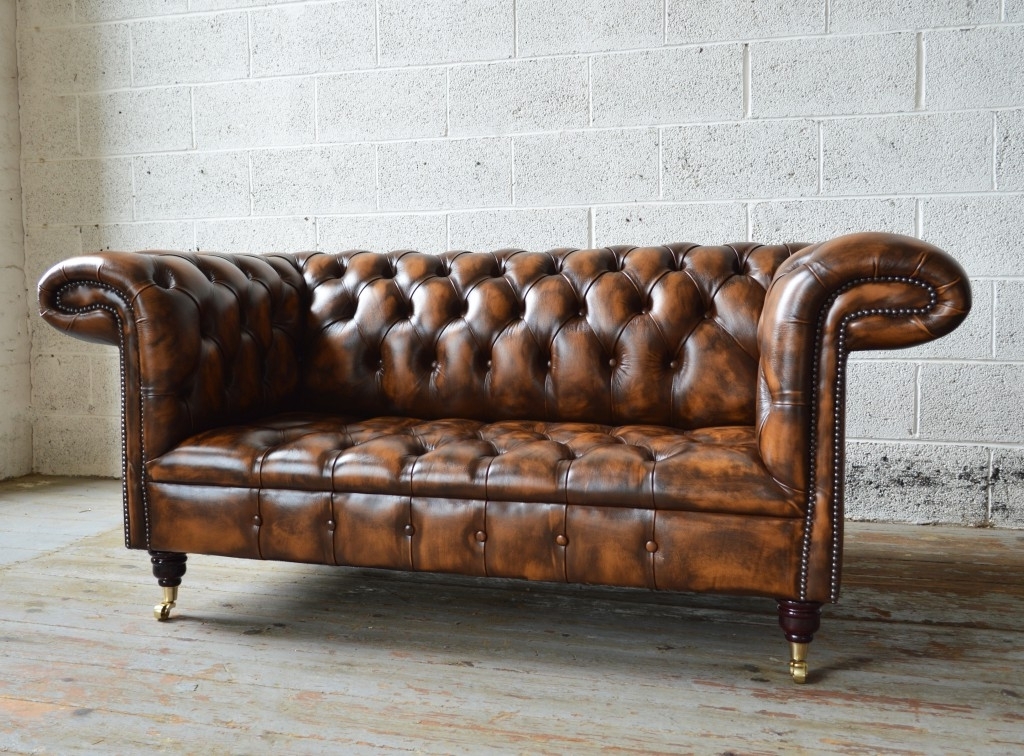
<box><xmin>756</xmin><ymin>232</ymin><xmax>971</xmax><ymax>602</ymax></box>
<box><xmin>38</xmin><ymin>251</ymin><xmax>309</xmax><ymax>549</ymax></box>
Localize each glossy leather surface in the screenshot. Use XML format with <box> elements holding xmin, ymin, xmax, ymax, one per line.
<box><xmin>38</xmin><ymin>233</ymin><xmax>971</xmax><ymax>603</ymax></box>
<box><xmin>148</xmin><ymin>413</ymin><xmax>802</xmax><ymax>517</ymax></box>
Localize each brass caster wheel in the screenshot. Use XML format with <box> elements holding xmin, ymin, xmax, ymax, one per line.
<box><xmin>789</xmin><ymin>641</ymin><xmax>809</xmax><ymax>684</ymax></box>
<box><xmin>154</xmin><ymin>586</ymin><xmax>177</xmax><ymax>621</ymax></box>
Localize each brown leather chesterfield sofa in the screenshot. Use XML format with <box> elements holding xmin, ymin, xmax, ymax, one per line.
<box><xmin>38</xmin><ymin>232</ymin><xmax>970</xmax><ymax>683</ymax></box>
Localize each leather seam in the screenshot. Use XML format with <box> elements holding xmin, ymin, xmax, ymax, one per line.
<box><xmin>800</xmin><ymin>275</ymin><xmax>937</xmax><ymax>603</ymax></box>
<box><xmin>55</xmin><ymin>280</ymin><xmax>146</xmax><ymax>550</ymax></box>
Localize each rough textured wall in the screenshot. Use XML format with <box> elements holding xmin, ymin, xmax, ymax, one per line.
<box><xmin>16</xmin><ymin>0</ymin><xmax>1024</xmax><ymax>525</ymax></box>
<box><xmin>0</xmin><ymin>0</ymin><xmax>30</xmax><ymax>479</ymax></box>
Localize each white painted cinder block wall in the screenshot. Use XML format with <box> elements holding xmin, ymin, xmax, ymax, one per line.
<box><xmin>12</xmin><ymin>0</ymin><xmax>1024</xmax><ymax>526</ymax></box>
<box><xmin>0</xmin><ymin>0</ymin><xmax>30</xmax><ymax>479</ymax></box>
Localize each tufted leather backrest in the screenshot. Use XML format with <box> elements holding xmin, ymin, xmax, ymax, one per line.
<box><xmin>295</xmin><ymin>244</ymin><xmax>800</xmax><ymax>429</ymax></box>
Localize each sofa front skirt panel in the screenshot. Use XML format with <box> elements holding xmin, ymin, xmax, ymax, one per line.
<box><xmin>146</xmin><ymin>483</ymin><xmax>803</xmax><ymax>599</ymax></box>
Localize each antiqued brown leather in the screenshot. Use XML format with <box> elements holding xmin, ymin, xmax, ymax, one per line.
<box><xmin>38</xmin><ymin>233</ymin><xmax>971</xmax><ymax>605</ymax></box>
<box><xmin>147</xmin><ymin>414</ymin><xmax>801</xmax><ymax>517</ymax></box>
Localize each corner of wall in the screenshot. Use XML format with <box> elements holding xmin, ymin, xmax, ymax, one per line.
<box><xmin>0</xmin><ymin>0</ymin><xmax>32</xmax><ymax>480</ymax></box>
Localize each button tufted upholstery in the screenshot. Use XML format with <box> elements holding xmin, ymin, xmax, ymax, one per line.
<box><xmin>295</xmin><ymin>244</ymin><xmax>790</xmax><ymax>430</ymax></box>
<box><xmin>39</xmin><ymin>233</ymin><xmax>971</xmax><ymax>615</ymax></box>
<box><xmin>148</xmin><ymin>413</ymin><xmax>801</xmax><ymax>517</ymax></box>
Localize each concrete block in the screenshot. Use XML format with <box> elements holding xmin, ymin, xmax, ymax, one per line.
<box><xmin>22</xmin><ymin>159</ymin><xmax>133</xmax><ymax>225</ymax></box>
<box><xmin>379</xmin><ymin>138</ymin><xmax>511</xmax><ymax>211</ymax></box>
<box><xmin>133</xmin><ymin>14</ymin><xmax>249</xmax><ymax>86</ymax></box>
<box><xmin>23</xmin><ymin>225</ymin><xmax>83</xmax><ymax>296</ymax></box>
<box><xmin>379</xmin><ymin>0</ymin><xmax>513</xmax><ymax>66</ymax></box>
<box><xmin>318</xmin><ymin>69</ymin><xmax>447</xmax><ymax>143</ymax></box>
<box><xmin>191</xmin><ymin>0</ymin><xmax>296</xmax><ymax>8</ymax></box>
<box><xmin>18</xmin><ymin>24</ymin><xmax>131</xmax><ymax>93</ymax></box>
<box><xmin>0</xmin><ymin>99</ymin><xmax>19</xmax><ymax>191</ymax></box>
<box><xmin>517</xmin><ymin>0</ymin><xmax>660</xmax><ymax>56</ymax></box>
<box><xmin>195</xmin><ymin>217</ymin><xmax>317</xmax><ymax>254</ymax></box>
<box><xmin>514</xmin><ymin>129</ymin><xmax>658</xmax><ymax>206</ymax></box>
<box><xmin>135</xmin><ymin>152</ymin><xmax>250</xmax><ymax>221</ymax></box>
<box><xmin>80</xmin><ymin>88</ymin><xmax>192</xmax><ymax>156</ymax></box>
<box><xmin>1010</xmin><ymin>0</ymin><xmax>1024</xmax><ymax>20</ymax></box>
<box><xmin>923</xmin><ymin>195</ymin><xmax>1024</xmax><ymax>276</ymax></box>
<box><xmin>0</xmin><ymin>409</ymin><xmax>32</xmax><ymax>480</ymax></box>
<box><xmin>751</xmin><ymin>199</ymin><xmax>915</xmax><ymax>244</ymax></box>
<box><xmin>31</xmin><ymin>353</ymin><xmax>90</xmax><ymax>414</ymax></box>
<box><xmin>317</xmin><ymin>214</ymin><xmax>447</xmax><ymax>254</ymax></box>
<box><xmin>844</xmin><ymin>442</ymin><xmax>989</xmax><ymax>525</ymax></box>
<box><xmin>0</xmin><ymin>209</ymin><xmax>21</xmax><ymax>269</ymax></box>
<box><xmin>845</xmin><ymin>360</ymin><xmax>917</xmax><ymax>439</ymax></box>
<box><xmin>448</xmin><ymin>208</ymin><xmax>589</xmax><ymax>251</ymax></box>
<box><xmin>16</xmin><ymin>0</ymin><xmax>75</xmax><ymax>25</ymax></box>
<box><xmin>0</xmin><ymin>191</ymin><xmax>19</xmax><ymax>227</ymax></box>
<box><xmin>0</xmin><ymin>269</ymin><xmax>29</xmax><ymax>358</ymax></box>
<box><xmin>919</xmin><ymin>363</ymin><xmax>1024</xmax><ymax>444</ymax></box>
<box><xmin>592</xmin><ymin>46</ymin><xmax>742</xmax><ymax>127</ymax></box>
<box><xmin>829</xmin><ymin>0</ymin><xmax>999</xmax><ymax>33</ymax></box>
<box><xmin>752</xmin><ymin>34</ymin><xmax>915</xmax><ymax>117</ymax></box>
<box><xmin>80</xmin><ymin>222</ymin><xmax>195</xmax><ymax>253</ymax></box>
<box><xmin>195</xmin><ymin>79</ymin><xmax>314</xmax><ymax>150</ymax></box>
<box><xmin>449</xmin><ymin>58</ymin><xmax>589</xmax><ymax>137</ymax></box>
<box><xmin>995</xmin><ymin>280</ymin><xmax>1024</xmax><ymax>360</ymax></box>
<box><xmin>0</xmin><ymin>190</ymin><xmax>19</xmax><ymax>224</ymax></box>
<box><xmin>666</xmin><ymin>0</ymin><xmax>822</xmax><ymax>43</ymax></box>
<box><xmin>0</xmin><ymin>361</ymin><xmax>30</xmax><ymax>480</ymax></box>
<box><xmin>76</xmin><ymin>0</ymin><xmax>188</xmax><ymax>22</ymax></box>
<box><xmin>0</xmin><ymin>361</ymin><xmax>29</xmax><ymax>405</ymax></box>
<box><xmin>33</xmin><ymin>414</ymin><xmax>122</xmax><ymax>478</ymax></box>
<box><xmin>90</xmin><ymin>353</ymin><xmax>122</xmax><ymax>416</ymax></box>
<box><xmin>893</xmin><ymin>280</ymin><xmax>992</xmax><ymax>361</ymax></box>
<box><xmin>662</xmin><ymin>120</ymin><xmax>817</xmax><ymax>201</ymax></box>
<box><xmin>927</xmin><ymin>27</ymin><xmax>1024</xmax><ymax>110</ymax></box>
<box><xmin>996</xmin><ymin>109</ymin><xmax>1024</xmax><ymax>191</ymax></box>
<box><xmin>0</xmin><ymin>13</ymin><xmax>15</xmax><ymax>77</ymax></box>
<box><xmin>252</xmin><ymin>145</ymin><xmax>376</xmax><ymax>215</ymax></box>
<box><xmin>991</xmin><ymin>448</ymin><xmax>1024</xmax><ymax>528</ymax></box>
<box><xmin>822</xmin><ymin>113</ymin><xmax>991</xmax><ymax>195</ymax></box>
<box><xmin>18</xmin><ymin>95</ymin><xmax>79</xmax><ymax>160</ymax></box>
<box><xmin>593</xmin><ymin>203</ymin><xmax>746</xmax><ymax>247</ymax></box>
<box><xmin>251</xmin><ymin>1</ymin><xmax>376</xmax><ymax>76</ymax></box>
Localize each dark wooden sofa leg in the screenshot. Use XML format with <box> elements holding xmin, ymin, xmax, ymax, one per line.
<box><xmin>150</xmin><ymin>551</ymin><xmax>188</xmax><ymax>621</ymax></box>
<box><xmin>777</xmin><ymin>599</ymin><xmax>822</xmax><ymax>684</ymax></box>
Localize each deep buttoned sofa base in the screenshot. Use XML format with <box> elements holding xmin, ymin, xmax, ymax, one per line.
<box><xmin>38</xmin><ymin>233</ymin><xmax>970</xmax><ymax>684</ymax></box>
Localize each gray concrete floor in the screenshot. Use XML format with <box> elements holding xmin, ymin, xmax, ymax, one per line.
<box><xmin>1</xmin><ymin>476</ymin><xmax>1022</xmax><ymax>754</ymax></box>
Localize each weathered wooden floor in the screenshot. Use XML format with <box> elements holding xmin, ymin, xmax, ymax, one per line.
<box><xmin>1</xmin><ymin>476</ymin><xmax>1022</xmax><ymax>755</ymax></box>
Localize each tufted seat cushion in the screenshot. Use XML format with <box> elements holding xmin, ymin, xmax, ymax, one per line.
<box><xmin>147</xmin><ymin>412</ymin><xmax>801</xmax><ymax>518</ymax></box>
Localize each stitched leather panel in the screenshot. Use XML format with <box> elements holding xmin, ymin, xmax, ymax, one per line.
<box><xmin>145</xmin><ymin>481</ymin><xmax>801</xmax><ymax>596</ymax></box>
<box><xmin>295</xmin><ymin>244</ymin><xmax>797</xmax><ymax>429</ymax></box>
<box><xmin>147</xmin><ymin>412</ymin><xmax>802</xmax><ymax>517</ymax></box>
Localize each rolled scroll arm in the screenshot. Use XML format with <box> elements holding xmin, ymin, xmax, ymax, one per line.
<box><xmin>38</xmin><ymin>251</ymin><xmax>308</xmax><ymax>549</ymax></box>
<box><xmin>755</xmin><ymin>232</ymin><xmax>971</xmax><ymax>603</ymax></box>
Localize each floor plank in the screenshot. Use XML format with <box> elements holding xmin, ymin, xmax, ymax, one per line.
<box><xmin>1</xmin><ymin>477</ymin><xmax>1022</xmax><ymax>754</ymax></box>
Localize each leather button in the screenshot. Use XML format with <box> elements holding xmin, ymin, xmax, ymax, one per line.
<box><xmin>253</xmin><ymin>515</ymin><xmax>262</xmax><ymax>526</ymax></box>
<box><xmin>555</xmin><ymin>534</ymin><xmax>568</xmax><ymax>546</ymax></box>
<box><xmin>608</xmin><ymin>358</ymin><xmax>617</xmax><ymax>368</ymax></box>
<box><xmin>546</xmin><ymin>360</ymin><xmax>552</xmax><ymax>368</ymax></box>
<box><xmin>669</xmin><ymin>360</ymin><xmax>678</xmax><ymax>369</ymax></box>
<box><xmin>645</xmin><ymin>540</ymin><xmax>659</xmax><ymax>553</ymax></box>
<box><xmin>474</xmin><ymin>530</ymin><xmax>487</xmax><ymax>543</ymax></box>
<box><xmin>327</xmin><ymin>520</ymin><xmax>335</xmax><ymax>531</ymax></box>
<box><xmin>403</xmin><ymin>524</ymin><xmax>416</xmax><ymax>537</ymax></box>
